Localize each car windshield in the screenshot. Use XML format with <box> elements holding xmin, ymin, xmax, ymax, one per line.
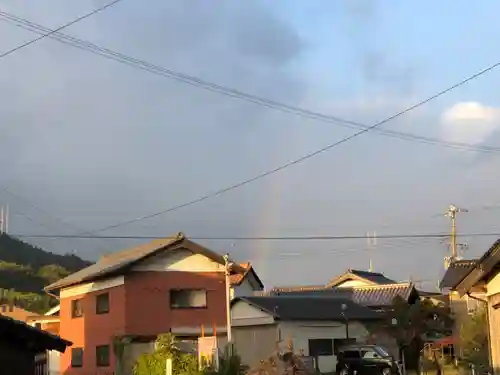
<box><xmin>374</xmin><ymin>346</ymin><xmax>390</xmax><ymax>357</ymax></box>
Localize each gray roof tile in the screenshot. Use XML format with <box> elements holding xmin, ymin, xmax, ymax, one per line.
<box><xmin>45</xmin><ymin>233</ymin><xmax>250</xmax><ymax>291</ymax></box>
<box><xmin>267</xmin><ymin>283</ymin><xmax>416</xmax><ymax>307</ymax></box>
<box><xmin>237</xmin><ymin>296</ymin><xmax>381</xmax><ymax>321</ymax></box>
<box><xmin>439</xmin><ymin>259</ymin><xmax>478</xmax><ymax>289</ymax></box>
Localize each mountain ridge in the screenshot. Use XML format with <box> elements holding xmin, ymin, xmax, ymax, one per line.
<box><xmin>0</xmin><ymin>233</ymin><xmax>92</xmax><ymax>313</ymax></box>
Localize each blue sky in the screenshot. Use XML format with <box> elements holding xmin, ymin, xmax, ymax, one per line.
<box><xmin>1</xmin><ymin>0</ymin><xmax>500</xmax><ymax>290</ymax></box>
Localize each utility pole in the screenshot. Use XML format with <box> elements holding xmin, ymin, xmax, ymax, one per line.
<box><xmin>223</xmin><ymin>254</ymin><xmax>233</xmax><ymax>343</ymax></box>
<box><xmin>0</xmin><ymin>206</ymin><xmax>3</xmax><ymax>234</ymax></box>
<box><xmin>444</xmin><ymin>204</ymin><xmax>468</xmax><ymax>267</ymax></box>
<box><xmin>367</xmin><ymin>231</ymin><xmax>377</xmax><ymax>272</ymax></box>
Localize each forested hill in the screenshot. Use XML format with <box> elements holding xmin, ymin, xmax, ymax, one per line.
<box><xmin>0</xmin><ymin>233</ymin><xmax>92</xmax><ymax>313</ymax></box>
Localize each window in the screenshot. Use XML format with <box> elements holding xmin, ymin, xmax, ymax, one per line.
<box><xmin>96</xmin><ymin>293</ymin><xmax>110</xmax><ymax>314</ymax></box>
<box><xmin>374</xmin><ymin>346</ymin><xmax>390</xmax><ymax>357</ymax></box>
<box><xmin>71</xmin><ymin>348</ymin><xmax>83</xmax><ymax>368</ymax></box>
<box><xmin>170</xmin><ymin>289</ymin><xmax>207</xmax><ymax>309</ymax></box>
<box><xmin>96</xmin><ymin>345</ymin><xmax>110</xmax><ymax>367</ymax></box>
<box><xmin>308</xmin><ymin>339</ymin><xmax>333</xmax><ymax>357</ymax></box>
<box><xmin>71</xmin><ymin>299</ymin><xmax>83</xmax><ymax>318</ymax></box>
<box><xmin>333</xmin><ymin>338</ymin><xmax>356</xmax><ymax>354</ymax></box>
<box><xmin>361</xmin><ymin>349</ymin><xmax>379</xmax><ymax>359</ymax></box>
<box><xmin>343</xmin><ymin>350</ymin><xmax>361</xmax><ymax>359</ymax></box>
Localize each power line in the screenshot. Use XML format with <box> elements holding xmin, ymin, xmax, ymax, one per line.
<box><xmin>0</xmin><ymin>11</ymin><xmax>499</xmax><ymax>155</ymax></box>
<box><xmin>7</xmin><ymin>232</ymin><xmax>500</xmax><ymax>240</ymax></box>
<box><xmin>0</xmin><ymin>0</ymin><xmax>124</xmax><ymax>62</ymax></box>
<box><xmin>2</xmin><ymin>10</ymin><xmax>500</xmax><ymax>237</ymax></box>
<box><xmin>70</xmin><ymin>59</ymin><xmax>500</xmax><ymax>234</ymax></box>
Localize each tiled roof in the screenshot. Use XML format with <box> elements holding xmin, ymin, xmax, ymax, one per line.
<box><xmin>236</xmin><ymin>296</ymin><xmax>381</xmax><ymax>321</ymax></box>
<box><xmin>229</xmin><ymin>262</ymin><xmax>264</xmax><ymax>289</ymax></box>
<box><xmin>326</xmin><ymin>269</ymin><xmax>397</xmax><ymax>287</ymax></box>
<box><xmin>45</xmin><ymin>233</ymin><xmax>249</xmax><ymax>291</ymax></box>
<box><xmin>348</xmin><ymin>269</ymin><xmax>397</xmax><ymax>285</ymax></box>
<box><xmin>268</xmin><ymin>282</ymin><xmax>416</xmax><ymax>307</ymax></box>
<box><xmin>439</xmin><ymin>259</ymin><xmax>478</xmax><ymax>290</ymax></box>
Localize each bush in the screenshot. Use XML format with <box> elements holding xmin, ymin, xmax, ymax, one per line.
<box><xmin>202</xmin><ymin>344</ymin><xmax>248</xmax><ymax>375</ymax></box>
<box><xmin>133</xmin><ymin>333</ymin><xmax>198</xmax><ymax>375</ymax></box>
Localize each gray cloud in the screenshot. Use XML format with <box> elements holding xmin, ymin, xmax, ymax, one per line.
<box><xmin>0</xmin><ymin>1</ymin><xmax>498</xmax><ymax>289</ymax></box>
<box><xmin>0</xmin><ymin>0</ymin><xmax>305</xmax><ymax>261</ymax></box>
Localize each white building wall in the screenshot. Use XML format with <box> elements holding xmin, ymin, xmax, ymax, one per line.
<box><xmin>232</xmin><ymin>278</ymin><xmax>257</xmax><ymax>299</ymax></box>
<box><xmin>278</xmin><ymin>321</ymin><xmax>370</xmax><ymax>373</ymax></box>
<box><xmin>132</xmin><ymin>248</ymin><xmax>225</xmax><ymax>272</ymax></box>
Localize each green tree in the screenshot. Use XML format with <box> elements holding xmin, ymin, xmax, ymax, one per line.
<box><xmin>133</xmin><ymin>333</ymin><xmax>198</xmax><ymax>375</ymax></box>
<box><xmin>37</xmin><ymin>264</ymin><xmax>71</xmax><ymax>284</ymax></box>
<box><xmin>378</xmin><ymin>296</ymin><xmax>453</xmax><ymax>371</ymax></box>
<box><xmin>459</xmin><ymin>308</ymin><xmax>489</xmax><ymax>370</ymax></box>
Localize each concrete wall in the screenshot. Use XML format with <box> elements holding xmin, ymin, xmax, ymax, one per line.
<box><xmin>232</xmin><ymin>325</ymin><xmax>279</xmax><ymax>368</ymax></box>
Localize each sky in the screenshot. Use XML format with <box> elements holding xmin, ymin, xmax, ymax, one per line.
<box><xmin>1</xmin><ymin>0</ymin><xmax>500</xmax><ymax>290</ymax></box>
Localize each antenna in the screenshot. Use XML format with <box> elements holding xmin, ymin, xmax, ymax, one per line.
<box><xmin>367</xmin><ymin>231</ymin><xmax>377</xmax><ymax>272</ymax></box>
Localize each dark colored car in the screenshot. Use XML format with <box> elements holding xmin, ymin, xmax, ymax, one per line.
<box><xmin>335</xmin><ymin>344</ymin><xmax>401</xmax><ymax>375</ymax></box>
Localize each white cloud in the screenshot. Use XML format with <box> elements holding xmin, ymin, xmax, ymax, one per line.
<box><xmin>441</xmin><ymin>101</ymin><xmax>500</xmax><ymax>145</ymax></box>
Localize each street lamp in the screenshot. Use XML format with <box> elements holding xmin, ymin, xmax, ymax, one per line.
<box><xmin>341</xmin><ymin>303</ymin><xmax>349</xmax><ymax>339</ymax></box>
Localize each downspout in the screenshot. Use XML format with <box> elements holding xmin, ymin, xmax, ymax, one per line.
<box><xmin>467</xmin><ymin>292</ymin><xmax>492</xmax><ymax>370</ymax></box>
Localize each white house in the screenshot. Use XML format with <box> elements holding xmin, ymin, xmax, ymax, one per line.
<box><xmin>231</xmin><ymin>296</ymin><xmax>382</xmax><ymax>373</ymax></box>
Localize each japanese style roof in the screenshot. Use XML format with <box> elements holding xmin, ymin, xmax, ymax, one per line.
<box><xmin>439</xmin><ymin>259</ymin><xmax>478</xmax><ymax>290</ymax></box>
<box><xmin>46</xmin><ymin>233</ymin><xmax>263</xmax><ymax>291</ymax></box>
<box><xmin>326</xmin><ymin>269</ymin><xmax>397</xmax><ymax>287</ymax></box>
<box><xmin>268</xmin><ymin>282</ymin><xmax>417</xmax><ymax>307</ymax></box>
<box><xmin>456</xmin><ymin>238</ymin><xmax>500</xmax><ymax>296</ymax></box>
<box><xmin>0</xmin><ymin>315</ymin><xmax>71</xmax><ymax>353</ymax></box>
<box><xmin>234</xmin><ymin>296</ymin><xmax>381</xmax><ymax>321</ymax></box>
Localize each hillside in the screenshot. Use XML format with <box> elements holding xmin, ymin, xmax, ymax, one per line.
<box><xmin>0</xmin><ymin>233</ymin><xmax>92</xmax><ymax>313</ymax></box>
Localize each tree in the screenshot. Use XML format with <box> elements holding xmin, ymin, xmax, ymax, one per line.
<box><xmin>378</xmin><ymin>296</ymin><xmax>453</xmax><ymax>372</ymax></box>
<box><xmin>459</xmin><ymin>308</ymin><xmax>489</xmax><ymax>370</ymax></box>
<box><xmin>133</xmin><ymin>333</ymin><xmax>198</xmax><ymax>375</ymax></box>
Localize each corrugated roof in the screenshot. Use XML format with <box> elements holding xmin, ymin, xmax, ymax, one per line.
<box><xmin>45</xmin><ymin>233</ymin><xmax>252</xmax><ymax>291</ymax></box>
<box><xmin>439</xmin><ymin>259</ymin><xmax>478</xmax><ymax>290</ymax></box>
<box><xmin>236</xmin><ymin>296</ymin><xmax>381</xmax><ymax>321</ymax></box>
<box><xmin>268</xmin><ymin>283</ymin><xmax>416</xmax><ymax>307</ymax></box>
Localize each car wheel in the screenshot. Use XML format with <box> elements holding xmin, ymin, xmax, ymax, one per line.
<box><xmin>339</xmin><ymin>368</ymin><xmax>349</xmax><ymax>375</ymax></box>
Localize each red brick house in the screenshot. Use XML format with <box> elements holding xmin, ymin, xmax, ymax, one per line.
<box><xmin>44</xmin><ymin>232</ymin><xmax>264</xmax><ymax>375</ymax></box>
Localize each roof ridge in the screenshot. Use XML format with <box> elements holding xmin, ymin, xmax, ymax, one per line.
<box><xmin>345</xmin><ymin>282</ymin><xmax>412</xmax><ymax>290</ymax></box>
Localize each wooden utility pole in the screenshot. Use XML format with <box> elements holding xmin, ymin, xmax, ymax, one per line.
<box><xmin>444</xmin><ymin>204</ymin><xmax>468</xmax><ymax>267</ymax></box>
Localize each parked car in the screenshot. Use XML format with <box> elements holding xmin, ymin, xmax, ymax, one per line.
<box><xmin>336</xmin><ymin>344</ymin><xmax>401</xmax><ymax>375</ymax></box>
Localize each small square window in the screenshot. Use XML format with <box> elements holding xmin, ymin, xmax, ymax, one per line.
<box><xmin>71</xmin><ymin>299</ymin><xmax>83</xmax><ymax>318</ymax></box>
<box><xmin>96</xmin><ymin>345</ymin><xmax>110</xmax><ymax>367</ymax></box>
<box><xmin>71</xmin><ymin>348</ymin><xmax>83</xmax><ymax>368</ymax></box>
<box><xmin>96</xmin><ymin>293</ymin><xmax>110</xmax><ymax>315</ymax></box>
